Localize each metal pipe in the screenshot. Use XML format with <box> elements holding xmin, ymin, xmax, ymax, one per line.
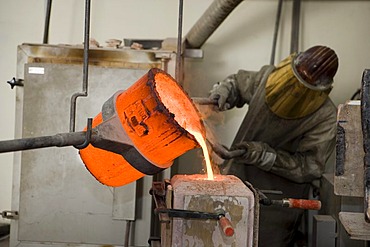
<box><xmin>270</xmin><ymin>0</ymin><xmax>283</xmax><ymax>65</ymax></box>
<box><xmin>191</xmin><ymin>97</ymin><xmax>218</xmax><ymax>106</ymax></box>
<box><xmin>0</xmin><ymin>131</ymin><xmax>90</xmax><ymax>153</ymax></box>
<box><xmin>124</xmin><ymin>220</ymin><xmax>132</xmax><ymax>247</ymax></box>
<box><xmin>290</xmin><ymin>0</ymin><xmax>301</xmax><ymax>53</ymax></box>
<box><xmin>43</xmin><ymin>0</ymin><xmax>52</xmax><ymax>44</ymax></box>
<box><xmin>184</xmin><ymin>0</ymin><xmax>244</xmax><ymax>49</ymax></box>
<box><xmin>0</xmin><ymin>118</ymin><xmax>93</xmax><ymax>153</ymax></box>
<box><xmin>69</xmin><ymin>0</ymin><xmax>91</xmax><ymax>132</ymax></box>
<box><xmin>176</xmin><ymin>0</ymin><xmax>184</xmax><ymax>83</ymax></box>
<box><xmin>82</xmin><ymin>0</ymin><xmax>90</xmax><ymax>95</ymax></box>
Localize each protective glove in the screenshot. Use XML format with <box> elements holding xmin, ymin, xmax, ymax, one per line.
<box><xmin>209</xmin><ymin>141</ymin><xmax>246</xmax><ymax>160</ymax></box>
<box><xmin>209</xmin><ymin>76</ymin><xmax>239</xmax><ymax>111</ymax></box>
<box><xmin>232</xmin><ymin>141</ymin><xmax>276</xmax><ymax>171</ymax></box>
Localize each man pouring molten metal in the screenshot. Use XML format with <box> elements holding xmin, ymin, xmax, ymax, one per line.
<box><xmin>208</xmin><ymin>45</ymin><xmax>339</xmax><ymax>246</ymax></box>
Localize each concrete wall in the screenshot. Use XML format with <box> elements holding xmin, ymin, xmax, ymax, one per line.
<box><xmin>1</xmin><ymin>0</ymin><xmax>370</xmax><ymax>226</ymax></box>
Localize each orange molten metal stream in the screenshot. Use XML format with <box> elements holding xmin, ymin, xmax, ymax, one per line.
<box><xmin>186</xmin><ymin>130</ymin><xmax>214</xmax><ymax>180</ymax></box>
<box><xmin>155</xmin><ymin>73</ymin><xmax>214</xmax><ymax>180</ymax></box>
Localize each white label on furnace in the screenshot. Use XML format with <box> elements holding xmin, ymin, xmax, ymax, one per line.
<box><xmin>29</xmin><ymin>67</ymin><xmax>45</xmax><ymax>74</ymax></box>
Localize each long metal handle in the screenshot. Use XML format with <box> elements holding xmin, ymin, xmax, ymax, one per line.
<box><xmin>0</xmin><ymin>119</ymin><xmax>93</xmax><ymax>153</ymax></box>
<box><xmin>0</xmin><ymin>131</ymin><xmax>91</xmax><ymax>153</ymax></box>
<box><xmin>191</xmin><ymin>97</ymin><xmax>218</xmax><ymax>106</ymax></box>
<box><xmin>154</xmin><ymin>208</ymin><xmax>234</xmax><ymax>237</ymax></box>
<box><xmin>258</xmin><ymin>189</ymin><xmax>321</xmax><ymax>211</ymax></box>
<box><xmin>278</xmin><ymin>198</ymin><xmax>321</xmax><ymax>210</ymax></box>
<box><xmin>154</xmin><ymin>208</ymin><xmax>220</xmax><ymax>220</ymax></box>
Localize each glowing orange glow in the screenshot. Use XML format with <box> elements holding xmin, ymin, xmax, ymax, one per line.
<box><xmin>79</xmin><ymin>68</ymin><xmax>207</xmax><ymax>187</ymax></box>
<box><xmin>155</xmin><ymin>73</ymin><xmax>214</xmax><ymax>180</ymax></box>
<box><xmin>187</xmin><ymin>130</ymin><xmax>214</xmax><ymax>180</ymax></box>
<box><xmin>79</xmin><ymin>113</ymin><xmax>145</xmax><ymax>186</ymax></box>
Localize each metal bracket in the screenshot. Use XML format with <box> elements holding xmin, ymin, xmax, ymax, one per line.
<box><xmin>73</xmin><ymin>118</ymin><xmax>93</xmax><ymax>149</ymax></box>
<box><xmin>184</xmin><ymin>49</ymin><xmax>203</xmax><ymax>59</ymax></box>
<box><xmin>1</xmin><ymin>210</ymin><xmax>19</xmax><ymax>220</ymax></box>
<box><xmin>150</xmin><ymin>181</ymin><xmax>171</xmax><ymax>223</ymax></box>
<box><xmin>7</xmin><ymin>77</ymin><xmax>24</xmax><ymax>89</ymax></box>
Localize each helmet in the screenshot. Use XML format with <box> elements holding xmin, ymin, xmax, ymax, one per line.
<box><xmin>293</xmin><ymin>45</ymin><xmax>338</xmax><ymax>91</ymax></box>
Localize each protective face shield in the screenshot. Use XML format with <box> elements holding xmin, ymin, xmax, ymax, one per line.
<box><xmin>265</xmin><ymin>46</ymin><xmax>338</xmax><ymax>119</ymax></box>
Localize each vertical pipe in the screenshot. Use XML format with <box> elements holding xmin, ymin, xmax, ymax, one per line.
<box><xmin>124</xmin><ymin>220</ymin><xmax>132</xmax><ymax>247</ymax></box>
<box><xmin>82</xmin><ymin>0</ymin><xmax>90</xmax><ymax>94</ymax></box>
<box><xmin>270</xmin><ymin>0</ymin><xmax>283</xmax><ymax>65</ymax></box>
<box><xmin>43</xmin><ymin>0</ymin><xmax>52</xmax><ymax>44</ymax></box>
<box><xmin>69</xmin><ymin>0</ymin><xmax>91</xmax><ymax>132</ymax></box>
<box><xmin>290</xmin><ymin>0</ymin><xmax>301</xmax><ymax>54</ymax></box>
<box><xmin>176</xmin><ymin>0</ymin><xmax>184</xmax><ymax>83</ymax></box>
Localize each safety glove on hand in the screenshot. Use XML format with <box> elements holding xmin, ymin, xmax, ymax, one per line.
<box><xmin>232</xmin><ymin>142</ymin><xmax>277</xmax><ymax>171</ymax></box>
<box><xmin>209</xmin><ymin>76</ymin><xmax>239</xmax><ymax>111</ymax></box>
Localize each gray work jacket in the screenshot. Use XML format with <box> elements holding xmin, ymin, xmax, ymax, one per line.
<box><xmin>224</xmin><ymin>65</ymin><xmax>337</xmax><ymax>187</ymax></box>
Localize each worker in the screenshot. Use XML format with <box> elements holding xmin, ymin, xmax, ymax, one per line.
<box><xmin>208</xmin><ymin>45</ymin><xmax>339</xmax><ymax>247</ymax></box>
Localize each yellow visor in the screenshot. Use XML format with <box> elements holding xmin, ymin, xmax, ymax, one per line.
<box><xmin>265</xmin><ymin>55</ymin><xmax>331</xmax><ymax>119</ymax></box>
